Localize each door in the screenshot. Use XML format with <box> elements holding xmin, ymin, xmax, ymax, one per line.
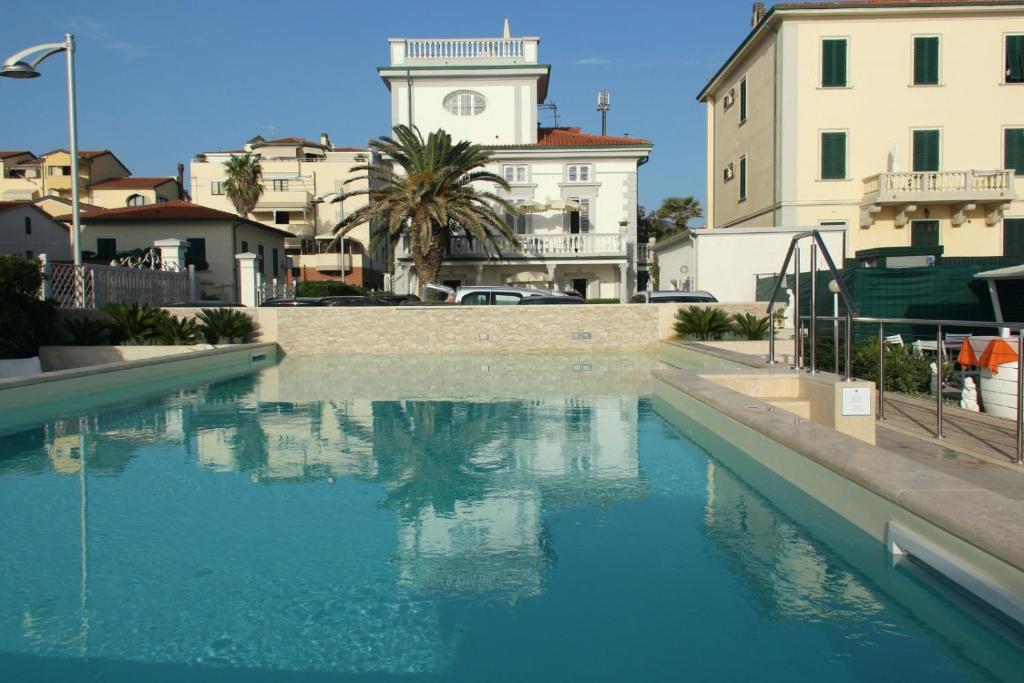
<box><xmin>911</xmin><ymin>220</ymin><xmax>940</xmax><ymax>247</ymax></box>
<box><xmin>1004</xmin><ymin>219</ymin><xmax>1024</xmax><ymax>259</ymax></box>
<box><xmin>570</xmin><ymin>278</ymin><xmax>588</xmax><ymax>298</ymax></box>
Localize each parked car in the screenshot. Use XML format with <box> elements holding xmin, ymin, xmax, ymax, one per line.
<box><xmin>320</xmin><ymin>296</ymin><xmax>388</xmax><ymax>306</ymax></box>
<box><xmin>424</xmin><ymin>284</ymin><xmax>569</xmax><ymax>305</ymax></box>
<box><xmin>260</xmin><ymin>297</ymin><xmax>325</xmax><ymax>307</ymax></box>
<box><xmin>165</xmin><ymin>300</ymin><xmax>242</xmax><ymax>308</ymax></box>
<box><xmin>629</xmin><ymin>290</ymin><xmax>718</xmax><ymax>304</ymax></box>
<box><xmin>376</xmin><ymin>294</ymin><xmax>420</xmax><ymax>305</ymax></box>
<box><xmin>517</xmin><ymin>295</ymin><xmax>585</xmax><ymax>305</ymax></box>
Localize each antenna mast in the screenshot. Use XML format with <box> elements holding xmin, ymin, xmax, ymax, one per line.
<box><xmin>597</xmin><ymin>90</ymin><xmax>610</xmax><ymax>136</ymax></box>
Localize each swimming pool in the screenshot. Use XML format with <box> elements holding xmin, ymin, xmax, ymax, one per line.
<box><xmin>0</xmin><ymin>353</ymin><xmax>1021</xmax><ymax>681</ymax></box>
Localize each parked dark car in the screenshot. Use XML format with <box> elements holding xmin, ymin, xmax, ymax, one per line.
<box><xmin>320</xmin><ymin>296</ymin><xmax>388</xmax><ymax>306</ymax></box>
<box><xmin>517</xmin><ymin>296</ymin><xmax>585</xmax><ymax>305</ymax></box>
<box><xmin>260</xmin><ymin>298</ymin><xmax>325</xmax><ymax>307</ymax></box>
<box><xmin>165</xmin><ymin>301</ymin><xmax>242</xmax><ymax>308</ymax></box>
<box><xmin>376</xmin><ymin>294</ymin><xmax>420</xmax><ymax>305</ymax></box>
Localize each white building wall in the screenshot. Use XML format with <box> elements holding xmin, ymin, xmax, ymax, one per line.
<box><xmin>0</xmin><ymin>206</ymin><xmax>71</xmax><ymax>261</ymax></box>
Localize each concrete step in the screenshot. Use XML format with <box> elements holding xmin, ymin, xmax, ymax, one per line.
<box><xmin>765</xmin><ymin>397</ymin><xmax>812</xmax><ymax>419</ymax></box>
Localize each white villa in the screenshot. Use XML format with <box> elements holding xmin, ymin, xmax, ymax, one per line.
<box><xmin>379</xmin><ymin>25</ymin><xmax>653</xmax><ymax>300</ymax></box>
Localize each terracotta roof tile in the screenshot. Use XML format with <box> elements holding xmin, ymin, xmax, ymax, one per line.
<box><xmin>88</xmin><ymin>177</ymin><xmax>178</xmax><ymax>190</ymax></box>
<box><xmin>491</xmin><ymin>127</ymin><xmax>651</xmax><ymax>149</ymax></box>
<box><xmin>54</xmin><ymin>200</ymin><xmax>293</xmax><ymax>237</ymax></box>
<box><xmin>0</xmin><ymin>151</ymin><xmax>34</xmax><ymax>159</ymax></box>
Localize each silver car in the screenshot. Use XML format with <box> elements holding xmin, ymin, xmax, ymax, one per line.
<box><xmin>424</xmin><ymin>284</ymin><xmax>570</xmax><ymax>305</ymax></box>
<box><xmin>629</xmin><ymin>290</ymin><xmax>718</xmax><ymax>304</ymax></box>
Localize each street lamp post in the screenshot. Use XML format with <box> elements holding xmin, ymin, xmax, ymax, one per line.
<box><xmin>2</xmin><ymin>33</ymin><xmax>83</xmax><ymax>269</ymax></box>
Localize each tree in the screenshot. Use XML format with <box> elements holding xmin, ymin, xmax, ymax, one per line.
<box><xmin>336</xmin><ymin>125</ymin><xmax>518</xmax><ymax>294</ymax></box>
<box><xmin>637</xmin><ymin>205</ymin><xmax>671</xmax><ymax>243</ymax></box>
<box><xmin>656</xmin><ymin>196</ymin><xmax>703</xmax><ymax>235</ymax></box>
<box><xmin>222</xmin><ymin>152</ymin><xmax>264</xmax><ymax>216</ymax></box>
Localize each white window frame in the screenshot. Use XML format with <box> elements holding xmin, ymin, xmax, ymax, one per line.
<box><xmin>564</xmin><ymin>197</ymin><xmax>592</xmax><ymax>233</ymax></box>
<box><xmin>910</xmin><ymin>34</ymin><xmax>942</xmax><ymax>87</ymax></box>
<box><xmin>505</xmin><ymin>209</ymin><xmax>531</xmax><ymax>235</ymax></box>
<box><xmin>738</xmin><ymin>154</ymin><xmax>748</xmax><ymax>201</ymax></box>
<box><xmin>126</xmin><ymin>193</ymin><xmax>146</xmax><ymax>207</ymax></box>
<box><xmin>1004</xmin><ymin>125</ymin><xmax>1024</xmax><ymax>174</ymax></box>
<box><xmin>739</xmin><ymin>76</ymin><xmax>748</xmax><ymax>123</ymax></box>
<box><xmin>211</xmin><ymin>180</ymin><xmax>225</xmax><ymax>195</ymax></box>
<box><xmin>819</xmin><ymin>35</ymin><xmax>851</xmax><ymax>89</ymax></box>
<box><xmin>1004</xmin><ymin>33</ymin><xmax>1024</xmax><ymax>85</ymax></box>
<box><xmin>503</xmin><ymin>165</ymin><xmax>529</xmax><ymax>184</ymax></box>
<box><xmin>910</xmin><ymin>126</ymin><xmax>943</xmax><ymax>172</ymax></box>
<box><xmin>271</xmin><ymin>179</ymin><xmax>288</xmax><ymax>192</ymax></box>
<box><xmin>443</xmin><ymin>90</ymin><xmax>487</xmax><ymax>117</ymax></box>
<box><xmin>818</xmin><ymin>128</ymin><xmax>849</xmax><ymax>181</ymax></box>
<box><xmin>566</xmin><ymin>164</ymin><xmax>592</xmax><ymax>183</ymax></box>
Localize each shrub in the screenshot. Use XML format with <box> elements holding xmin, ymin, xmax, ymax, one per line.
<box><xmin>673</xmin><ymin>306</ymin><xmax>734</xmax><ymax>341</ymax></box>
<box><xmin>585</xmin><ymin>298</ymin><xmax>621</xmax><ymax>304</ymax></box>
<box><xmin>198</xmin><ymin>308</ymin><xmax>257</xmax><ymax>344</ymax></box>
<box><xmin>0</xmin><ymin>255</ymin><xmax>57</xmax><ymax>359</ymax></box>
<box><xmin>295</xmin><ymin>280</ymin><xmax>365</xmax><ymax>298</ymax></box>
<box><xmin>103</xmin><ymin>302</ymin><xmax>171</xmax><ymax>344</ymax></box>
<box><xmin>732</xmin><ymin>313</ymin><xmax>771</xmax><ymax>340</ymax></box>
<box><xmin>157</xmin><ymin>316</ymin><xmax>203</xmax><ymax>345</ymax></box>
<box><xmin>63</xmin><ymin>317</ymin><xmax>113</xmax><ymax>346</ymax></box>
<box><xmin>801</xmin><ymin>334</ymin><xmax>953</xmax><ymax>395</ymax></box>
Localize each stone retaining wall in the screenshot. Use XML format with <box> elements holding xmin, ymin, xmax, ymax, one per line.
<box><xmin>164</xmin><ymin>303</ymin><xmax>766</xmax><ymax>355</ymax></box>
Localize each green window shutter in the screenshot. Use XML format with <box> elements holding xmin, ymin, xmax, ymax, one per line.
<box><xmin>911</xmin><ymin>220</ymin><xmax>940</xmax><ymax>247</ymax></box>
<box><xmin>821</xmin><ymin>132</ymin><xmax>846</xmax><ymax>179</ymax></box>
<box><xmin>739</xmin><ymin>78</ymin><xmax>747</xmax><ymax>121</ymax></box>
<box><xmin>739</xmin><ymin>156</ymin><xmax>747</xmax><ymax>199</ymax></box>
<box><xmin>914</xmin><ymin>37</ymin><xmax>939</xmax><ymax>85</ymax></box>
<box><xmin>822</xmin><ymin>39</ymin><xmax>847</xmax><ymax>87</ymax></box>
<box><xmin>1004</xmin><ymin>219</ymin><xmax>1024</xmax><ymax>258</ymax></box>
<box><xmin>1006</xmin><ymin>128</ymin><xmax>1024</xmax><ymax>174</ymax></box>
<box><xmin>1007</xmin><ymin>35</ymin><xmax>1024</xmax><ymax>83</ymax></box>
<box><xmin>912</xmin><ymin>130</ymin><xmax>940</xmax><ymax>172</ymax></box>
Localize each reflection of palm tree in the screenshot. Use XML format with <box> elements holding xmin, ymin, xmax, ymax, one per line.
<box><xmin>372</xmin><ymin>401</ymin><xmax>521</xmax><ymax>519</ymax></box>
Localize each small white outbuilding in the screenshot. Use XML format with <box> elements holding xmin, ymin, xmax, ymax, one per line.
<box><xmin>651</xmin><ymin>225</ymin><xmax>847</xmax><ymax>303</ymax></box>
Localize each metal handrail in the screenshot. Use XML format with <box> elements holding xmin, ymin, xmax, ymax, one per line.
<box><xmin>767</xmin><ymin>230</ymin><xmax>857</xmax><ymax>379</ymax></box>
<box><xmin>799</xmin><ymin>313</ymin><xmax>1024</xmax><ymax>465</ymax></box>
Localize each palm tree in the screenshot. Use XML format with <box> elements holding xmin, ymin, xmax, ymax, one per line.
<box><xmin>335</xmin><ymin>125</ymin><xmax>518</xmax><ymax>294</ymax></box>
<box><xmin>656</xmin><ymin>196</ymin><xmax>704</xmax><ymax>235</ymax></box>
<box><xmin>223</xmin><ymin>152</ymin><xmax>264</xmax><ymax>216</ymax></box>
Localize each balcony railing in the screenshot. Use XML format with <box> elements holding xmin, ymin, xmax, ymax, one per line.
<box><xmin>297</xmin><ymin>252</ymin><xmax>351</xmax><ymax>272</ymax></box>
<box><xmin>862</xmin><ymin>169</ymin><xmax>1016</xmax><ymax>204</ymax></box>
<box><xmin>389</xmin><ymin>37</ymin><xmax>539</xmax><ymax>65</ymax></box>
<box><xmin>253</xmin><ymin>189</ymin><xmax>312</xmax><ymax>210</ymax></box>
<box><xmin>637</xmin><ymin>242</ymin><xmax>653</xmax><ymax>265</ymax></box>
<box><xmin>398</xmin><ymin>232</ymin><xmax>628</xmax><ymax>260</ymax></box>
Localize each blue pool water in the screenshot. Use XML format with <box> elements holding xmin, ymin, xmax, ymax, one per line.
<box><xmin>0</xmin><ymin>354</ymin><xmax>1022</xmax><ymax>681</ymax></box>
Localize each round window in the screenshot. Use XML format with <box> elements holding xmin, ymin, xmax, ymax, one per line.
<box><xmin>443</xmin><ymin>90</ymin><xmax>486</xmax><ymax>117</ymax></box>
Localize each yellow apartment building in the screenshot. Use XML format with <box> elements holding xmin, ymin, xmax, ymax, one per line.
<box><xmin>699</xmin><ymin>0</ymin><xmax>1024</xmax><ymax>260</ymax></box>
<box><xmin>190</xmin><ymin>135</ymin><xmax>386</xmax><ymax>289</ymax></box>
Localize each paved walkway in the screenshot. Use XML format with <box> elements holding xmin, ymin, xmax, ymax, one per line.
<box><xmin>880</xmin><ymin>393</ymin><xmax>1022</xmax><ymax>468</ymax></box>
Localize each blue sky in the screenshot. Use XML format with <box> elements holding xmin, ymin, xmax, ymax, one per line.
<box><xmin>0</xmin><ymin>0</ymin><xmax>758</xmax><ymax>214</ymax></box>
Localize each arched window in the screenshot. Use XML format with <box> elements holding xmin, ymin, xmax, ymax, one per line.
<box><xmin>443</xmin><ymin>90</ymin><xmax>486</xmax><ymax>117</ymax></box>
<box><xmin>127</xmin><ymin>194</ymin><xmax>146</xmax><ymax>206</ymax></box>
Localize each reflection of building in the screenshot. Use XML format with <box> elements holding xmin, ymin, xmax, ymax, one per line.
<box><xmin>703</xmin><ymin>460</ymin><xmax>881</xmax><ymax>619</ymax></box>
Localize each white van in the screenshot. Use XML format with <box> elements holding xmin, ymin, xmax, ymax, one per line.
<box><xmin>424</xmin><ymin>284</ymin><xmax>572</xmax><ymax>305</ymax></box>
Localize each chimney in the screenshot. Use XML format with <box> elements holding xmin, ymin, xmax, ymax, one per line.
<box><xmin>752</xmin><ymin>2</ymin><xmax>766</xmax><ymax>27</ymax></box>
<box><xmin>320</xmin><ymin>132</ymin><xmax>331</xmax><ymax>149</ymax></box>
<box><xmin>176</xmin><ymin>163</ymin><xmax>185</xmax><ymax>199</ymax></box>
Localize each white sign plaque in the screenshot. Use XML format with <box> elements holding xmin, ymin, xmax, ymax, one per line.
<box><xmin>842</xmin><ymin>387</ymin><xmax>872</xmax><ymax>416</ymax></box>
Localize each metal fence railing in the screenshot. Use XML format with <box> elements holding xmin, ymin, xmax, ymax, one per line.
<box><xmin>46</xmin><ymin>262</ymin><xmax>192</xmax><ymax>309</ymax></box>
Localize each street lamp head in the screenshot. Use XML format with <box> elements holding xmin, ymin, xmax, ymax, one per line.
<box><xmin>0</xmin><ymin>61</ymin><xmax>41</xmax><ymax>78</ymax></box>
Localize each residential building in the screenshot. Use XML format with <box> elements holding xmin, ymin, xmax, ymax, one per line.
<box><xmin>0</xmin><ymin>201</ymin><xmax>71</xmax><ymax>261</ymax></box>
<box><xmin>62</xmin><ymin>201</ymin><xmax>289</xmax><ymax>303</ymax></box>
<box><xmin>0</xmin><ymin>147</ymin><xmax>186</xmax><ymax>210</ymax></box>
<box><xmin>190</xmin><ymin>135</ymin><xmax>386</xmax><ymax>289</ymax></box>
<box><xmin>379</xmin><ymin>25</ymin><xmax>653</xmax><ymax>300</ymax></box>
<box><xmin>698</xmin><ymin>0</ymin><xmax>1024</xmax><ymax>260</ymax></box>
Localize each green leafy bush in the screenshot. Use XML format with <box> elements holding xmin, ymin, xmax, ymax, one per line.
<box><xmin>673</xmin><ymin>306</ymin><xmax>734</xmax><ymax>341</ymax></box>
<box><xmin>295</xmin><ymin>280</ymin><xmax>365</xmax><ymax>298</ymax></box>
<box><xmin>732</xmin><ymin>313</ymin><xmax>771</xmax><ymax>340</ymax></box>
<box><xmin>63</xmin><ymin>317</ymin><xmax>113</xmax><ymax>346</ymax></box>
<box><xmin>801</xmin><ymin>334</ymin><xmax>953</xmax><ymax>395</ymax></box>
<box><xmin>0</xmin><ymin>255</ymin><xmax>57</xmax><ymax>359</ymax></box>
<box><xmin>103</xmin><ymin>302</ymin><xmax>171</xmax><ymax>344</ymax></box>
<box><xmin>585</xmin><ymin>298</ymin><xmax>621</xmax><ymax>304</ymax></box>
<box><xmin>157</xmin><ymin>316</ymin><xmax>203</xmax><ymax>345</ymax></box>
<box><xmin>198</xmin><ymin>308</ymin><xmax>257</xmax><ymax>344</ymax></box>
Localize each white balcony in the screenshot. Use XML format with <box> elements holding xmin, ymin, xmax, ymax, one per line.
<box><xmin>389</xmin><ymin>37</ymin><xmax>539</xmax><ymax>66</ymax></box>
<box><xmin>397</xmin><ymin>232</ymin><xmax>628</xmax><ymax>261</ymax></box>
<box><xmin>637</xmin><ymin>242</ymin><xmax>653</xmax><ymax>265</ymax></box>
<box><xmin>861</xmin><ymin>169</ymin><xmax>1017</xmax><ymax>228</ymax></box>
<box><xmin>298</xmin><ymin>252</ymin><xmax>350</xmax><ymax>273</ymax></box>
